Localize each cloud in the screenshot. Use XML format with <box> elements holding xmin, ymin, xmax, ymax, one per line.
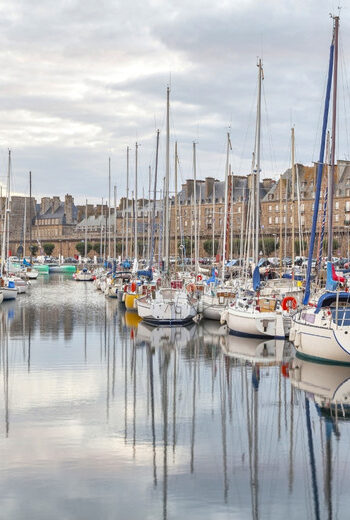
<box><xmin>0</xmin><ymin>0</ymin><xmax>346</xmax><ymax>203</ymax></box>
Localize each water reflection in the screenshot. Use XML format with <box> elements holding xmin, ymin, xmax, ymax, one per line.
<box><xmin>0</xmin><ymin>276</ymin><xmax>350</xmax><ymax>519</ymax></box>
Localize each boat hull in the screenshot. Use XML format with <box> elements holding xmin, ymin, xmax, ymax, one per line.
<box><xmin>224</xmin><ymin>307</ymin><xmax>285</xmax><ymax>339</ymax></box>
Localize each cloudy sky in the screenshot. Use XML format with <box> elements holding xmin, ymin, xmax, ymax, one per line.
<box><xmin>0</xmin><ymin>0</ymin><xmax>349</xmax><ymax>203</ymax></box>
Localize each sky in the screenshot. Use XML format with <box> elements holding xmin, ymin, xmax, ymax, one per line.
<box><xmin>0</xmin><ymin>0</ymin><xmax>349</xmax><ymax>203</ymax></box>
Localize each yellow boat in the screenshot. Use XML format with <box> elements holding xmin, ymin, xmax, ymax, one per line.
<box><xmin>124</xmin><ymin>292</ymin><xmax>139</xmax><ymax>311</ymax></box>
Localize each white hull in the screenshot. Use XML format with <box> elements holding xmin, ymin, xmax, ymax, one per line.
<box><xmin>200</xmin><ymin>292</ymin><xmax>234</xmax><ymax>321</ymax></box>
<box><xmin>137</xmin><ymin>289</ymin><xmax>197</xmax><ymax>325</ymax></box>
<box><xmin>290</xmin><ymin>316</ymin><xmax>350</xmax><ymax>364</ymax></box>
<box><xmin>222</xmin><ymin>306</ymin><xmax>285</xmax><ymax>338</ymax></box>
<box><xmin>0</xmin><ymin>292</ymin><xmax>3</xmax><ymax>304</ymax></box>
<box><xmin>2</xmin><ymin>288</ymin><xmax>17</xmax><ymax>300</ymax></box>
<box><xmin>75</xmin><ymin>272</ymin><xmax>93</xmax><ymax>281</ymax></box>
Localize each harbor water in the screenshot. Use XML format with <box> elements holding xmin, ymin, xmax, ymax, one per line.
<box><xmin>0</xmin><ymin>274</ymin><xmax>349</xmax><ymax>519</ymax></box>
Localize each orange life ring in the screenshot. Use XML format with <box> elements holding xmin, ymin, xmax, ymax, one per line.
<box><xmin>131</xmin><ymin>281</ymin><xmax>137</xmax><ymax>293</ymax></box>
<box><xmin>186</xmin><ymin>283</ymin><xmax>196</xmax><ymax>293</ymax></box>
<box><xmin>196</xmin><ymin>274</ymin><xmax>203</xmax><ymax>282</ymax></box>
<box><xmin>282</xmin><ymin>296</ymin><xmax>297</xmax><ymax>311</ymax></box>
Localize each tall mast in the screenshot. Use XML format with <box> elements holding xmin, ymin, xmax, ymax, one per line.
<box><xmin>126</xmin><ymin>146</ymin><xmax>129</xmax><ymax>259</ymax></box>
<box><xmin>23</xmin><ymin>196</ymin><xmax>26</xmax><ymax>260</ymax></box>
<box><xmin>84</xmin><ymin>199</ymin><xmax>88</xmax><ymax>259</ymax></box>
<box><xmin>279</xmin><ymin>176</ymin><xmax>283</xmax><ymax>277</ymax></box>
<box><xmin>108</xmin><ymin>157</ymin><xmax>111</xmax><ymax>259</ymax></box>
<box><xmin>164</xmin><ymin>86</ymin><xmax>170</xmax><ymax>273</ymax></box>
<box><xmin>149</xmin><ymin>130</ymin><xmax>160</xmax><ymax>269</ymax></box>
<box><xmin>328</xmin><ymin>15</ymin><xmax>339</xmax><ymax>261</ymax></box>
<box><xmin>147</xmin><ymin>165</ymin><xmax>151</xmax><ymax>263</ymax></box>
<box><xmin>29</xmin><ymin>171</ymin><xmax>32</xmax><ymax>265</ymax></box>
<box><xmin>222</xmin><ymin>132</ymin><xmax>231</xmax><ymax>282</ymax></box>
<box><xmin>291</xmin><ymin>128</ymin><xmax>296</xmax><ymax>268</ymax></box>
<box><xmin>135</xmin><ymin>142</ymin><xmax>139</xmax><ymax>260</ymax></box>
<box><xmin>114</xmin><ymin>185</ymin><xmax>117</xmax><ymax>259</ymax></box>
<box><xmin>254</xmin><ymin>59</ymin><xmax>263</xmax><ymax>265</ymax></box>
<box><xmin>304</xmin><ymin>25</ymin><xmax>334</xmax><ymax>304</ymax></box>
<box><xmin>174</xmin><ymin>142</ymin><xmax>178</xmax><ymax>273</ymax></box>
<box><xmin>212</xmin><ymin>182</ymin><xmax>216</xmax><ymax>261</ymax></box>
<box><xmin>193</xmin><ymin>142</ymin><xmax>198</xmax><ymax>276</ymax></box>
<box><xmin>100</xmin><ymin>197</ymin><xmax>103</xmax><ymax>260</ymax></box>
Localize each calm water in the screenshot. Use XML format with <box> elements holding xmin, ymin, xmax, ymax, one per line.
<box><xmin>0</xmin><ymin>275</ymin><xmax>350</xmax><ymax>519</ymax></box>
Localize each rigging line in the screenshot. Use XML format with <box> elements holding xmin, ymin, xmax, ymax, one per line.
<box><xmin>262</xmin><ymin>81</ymin><xmax>278</xmax><ymax>178</ymax></box>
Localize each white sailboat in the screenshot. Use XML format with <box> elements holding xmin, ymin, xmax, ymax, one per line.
<box><xmin>289</xmin><ymin>16</ymin><xmax>350</xmax><ymax>363</ymax></box>
<box><xmin>136</xmin><ymin>90</ymin><xmax>198</xmax><ymax>326</ymax></box>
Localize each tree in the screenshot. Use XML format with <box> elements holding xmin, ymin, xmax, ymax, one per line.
<box><xmin>43</xmin><ymin>243</ymin><xmax>55</xmax><ymax>256</ymax></box>
<box><xmin>295</xmin><ymin>239</ymin><xmax>307</xmax><ymax>256</ymax></box>
<box><xmin>258</xmin><ymin>237</ymin><xmax>278</xmax><ymax>256</ymax></box>
<box><xmin>76</xmin><ymin>242</ymin><xmax>92</xmax><ymax>256</ymax></box>
<box><xmin>323</xmin><ymin>238</ymin><xmax>340</xmax><ymax>254</ymax></box>
<box><xmin>29</xmin><ymin>245</ymin><xmax>38</xmax><ymax>256</ymax></box>
<box><xmin>178</xmin><ymin>238</ymin><xmax>191</xmax><ymax>256</ymax></box>
<box><xmin>203</xmin><ymin>239</ymin><xmax>219</xmax><ymax>256</ymax></box>
<box><xmin>93</xmin><ymin>243</ymin><xmax>101</xmax><ymax>254</ymax></box>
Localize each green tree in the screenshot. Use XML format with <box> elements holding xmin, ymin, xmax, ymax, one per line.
<box><xmin>203</xmin><ymin>239</ymin><xmax>219</xmax><ymax>256</ymax></box>
<box><xmin>323</xmin><ymin>238</ymin><xmax>340</xmax><ymax>254</ymax></box>
<box><xmin>295</xmin><ymin>239</ymin><xmax>307</xmax><ymax>256</ymax></box>
<box><xmin>29</xmin><ymin>245</ymin><xmax>38</xmax><ymax>256</ymax></box>
<box><xmin>178</xmin><ymin>238</ymin><xmax>191</xmax><ymax>255</ymax></box>
<box><xmin>93</xmin><ymin>243</ymin><xmax>101</xmax><ymax>254</ymax></box>
<box><xmin>76</xmin><ymin>242</ymin><xmax>92</xmax><ymax>256</ymax></box>
<box><xmin>259</xmin><ymin>237</ymin><xmax>278</xmax><ymax>256</ymax></box>
<box><xmin>43</xmin><ymin>243</ymin><xmax>55</xmax><ymax>256</ymax></box>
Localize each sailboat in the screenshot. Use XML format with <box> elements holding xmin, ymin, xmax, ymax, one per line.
<box><xmin>221</xmin><ymin>60</ymin><xmax>288</xmax><ymax>338</ymax></box>
<box><xmin>136</xmin><ymin>90</ymin><xmax>198</xmax><ymax>326</ymax></box>
<box><xmin>289</xmin><ymin>15</ymin><xmax>350</xmax><ymax>363</ymax></box>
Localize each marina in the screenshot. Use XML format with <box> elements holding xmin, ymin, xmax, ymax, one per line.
<box><xmin>1</xmin><ymin>274</ymin><xmax>350</xmax><ymax>519</ymax></box>
<box><xmin>1</xmin><ymin>2</ymin><xmax>350</xmax><ymax>518</ymax></box>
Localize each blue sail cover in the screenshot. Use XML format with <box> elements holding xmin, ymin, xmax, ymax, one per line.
<box><xmin>315</xmin><ymin>292</ymin><xmax>350</xmax><ymax>313</ymax></box>
<box><xmin>22</xmin><ymin>258</ymin><xmax>31</xmax><ymax>267</ymax></box>
<box><xmin>137</xmin><ymin>269</ymin><xmax>153</xmax><ymax>280</ymax></box>
<box><xmin>206</xmin><ymin>267</ymin><xmax>218</xmax><ymax>285</ymax></box>
<box><xmin>325</xmin><ymin>261</ymin><xmax>338</xmax><ymax>291</ymax></box>
<box><xmin>253</xmin><ymin>265</ymin><xmax>260</xmax><ymax>291</ymax></box>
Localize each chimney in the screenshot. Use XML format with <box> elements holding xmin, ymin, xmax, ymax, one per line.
<box><xmin>205</xmin><ymin>177</ymin><xmax>215</xmax><ymax>199</ymax></box>
<box><xmin>64</xmin><ymin>194</ymin><xmax>74</xmax><ymax>224</ymax></box>
<box><xmin>52</xmin><ymin>196</ymin><xmax>61</xmax><ymax>213</ymax></box>
<box><xmin>40</xmin><ymin>197</ymin><xmax>51</xmax><ymax>214</ymax></box>
<box><xmin>186</xmin><ymin>179</ymin><xmax>194</xmax><ymax>199</ymax></box>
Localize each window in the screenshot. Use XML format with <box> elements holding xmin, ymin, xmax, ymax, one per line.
<box><xmin>275</xmin><ymin>205</ymin><xmax>279</xmax><ymax>212</ymax></box>
<box><xmin>346</xmin><ymin>201</ymin><xmax>350</xmax><ymax>211</ymax></box>
<box><xmin>335</xmin><ymin>214</ymin><xmax>339</xmax><ymax>222</ymax></box>
<box><xmin>335</xmin><ymin>201</ymin><xmax>339</xmax><ymax>210</ymax></box>
<box><xmin>268</xmin><ymin>205</ymin><xmax>272</xmax><ymax>211</ymax></box>
<box><xmin>268</xmin><ymin>217</ymin><xmax>272</xmax><ymax>224</ymax></box>
<box><xmin>275</xmin><ymin>217</ymin><xmax>278</xmax><ymax>224</ymax></box>
<box><xmin>238</xmin><ymin>207</ymin><xmax>241</xmax><ymax>213</ymax></box>
<box><xmin>301</xmin><ymin>203</ymin><xmax>305</xmax><ymax>212</ymax></box>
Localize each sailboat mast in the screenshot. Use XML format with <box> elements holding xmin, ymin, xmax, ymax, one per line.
<box><xmin>164</xmin><ymin>86</ymin><xmax>170</xmax><ymax>273</ymax></box>
<box><xmin>126</xmin><ymin>146</ymin><xmax>129</xmax><ymax>259</ymax></box>
<box><xmin>113</xmin><ymin>185</ymin><xmax>117</xmax><ymax>260</ymax></box>
<box><xmin>108</xmin><ymin>157</ymin><xmax>111</xmax><ymax>260</ymax></box>
<box><xmin>135</xmin><ymin>142</ymin><xmax>138</xmax><ymax>260</ymax></box>
<box><xmin>29</xmin><ymin>171</ymin><xmax>32</xmax><ymax>264</ymax></box>
<box><xmin>174</xmin><ymin>141</ymin><xmax>178</xmax><ymax>273</ymax></box>
<box><xmin>328</xmin><ymin>15</ymin><xmax>339</xmax><ymax>261</ymax></box>
<box><xmin>291</xmin><ymin>128</ymin><xmax>296</xmax><ymax>268</ymax></box>
<box><xmin>255</xmin><ymin>59</ymin><xmax>263</xmax><ymax>265</ymax></box>
<box><xmin>84</xmin><ymin>199</ymin><xmax>88</xmax><ymax>258</ymax></box>
<box><xmin>149</xmin><ymin>130</ymin><xmax>160</xmax><ymax>269</ymax></box>
<box><xmin>193</xmin><ymin>142</ymin><xmax>198</xmax><ymax>276</ymax></box>
<box><xmin>212</xmin><ymin>183</ymin><xmax>216</xmax><ymax>261</ymax></box>
<box><xmin>222</xmin><ymin>133</ymin><xmax>231</xmax><ymax>282</ymax></box>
